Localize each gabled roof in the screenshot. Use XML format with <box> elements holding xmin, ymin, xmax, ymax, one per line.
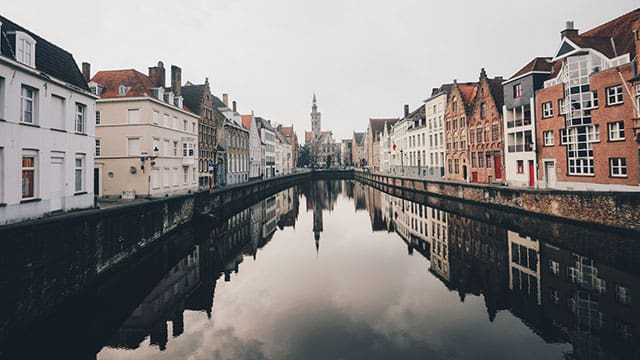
<box><xmin>0</xmin><ymin>14</ymin><xmax>89</xmax><ymax>90</ymax></box>
<box><xmin>509</xmin><ymin>57</ymin><xmax>553</xmax><ymax>80</ymax></box>
<box><xmin>457</xmin><ymin>83</ymin><xmax>478</xmax><ymax>106</ymax></box>
<box><xmin>354</xmin><ymin>132</ymin><xmax>365</xmax><ymax>145</ymax></box>
<box><xmin>91</xmin><ymin>69</ymin><xmax>155</xmax><ymax>98</ymax></box>
<box><xmin>181</xmin><ymin>83</ymin><xmax>206</xmax><ymax>112</ymax></box>
<box><xmin>369</xmin><ymin>118</ymin><xmax>399</xmax><ymax>135</ymax></box>
<box><xmin>425</xmin><ymin>84</ymin><xmax>453</xmax><ymax>102</ymax></box>
<box><xmin>581</xmin><ymin>8</ymin><xmax>639</xmax><ymax>58</ymax></box>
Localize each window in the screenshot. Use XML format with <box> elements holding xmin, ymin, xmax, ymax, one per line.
<box><xmin>183</xmin><ymin>120</ymin><xmax>188</xmax><ymax>131</ymax></box>
<box><xmin>51</xmin><ymin>95</ymin><xmax>65</xmax><ymax>129</ymax></box>
<box><xmin>610</xmin><ymin>158</ymin><xmax>627</xmax><ymax>177</ymax></box>
<box><xmin>478</xmin><ymin>151</ymin><xmax>484</xmax><ymax>167</ymax></box>
<box><xmin>163</xmin><ymin>167</ymin><xmax>170</xmax><ymax>187</ymax></box>
<box><xmin>75</xmin><ymin>103</ymin><xmax>86</xmax><ymax>133</ymax></box>
<box><xmin>15</xmin><ymin>32</ymin><xmax>36</xmax><ymax>66</ymax></box>
<box><xmin>163</xmin><ymin>113</ymin><xmax>170</xmax><ymax>127</ymax></box>
<box><xmin>543</xmin><ymin>130</ymin><xmax>554</xmax><ymax>146</ymax></box>
<box><xmin>550</xmin><ymin>260</ymin><xmax>560</xmax><ymax>276</ymax></box>
<box><xmin>454</xmin><ymin>159</ymin><xmax>459</xmax><ymax>174</ymax></box>
<box><xmin>0</xmin><ymin>77</ymin><xmax>4</xmax><ymax>119</ymax></box>
<box><xmin>460</xmin><ymin>116</ymin><xmax>466</xmax><ymax>128</ymax></box>
<box><xmin>586</xmin><ymin>124</ymin><xmax>600</xmax><ymax>142</ymax></box>
<box><xmin>476</xmin><ymin>127</ymin><xmax>483</xmax><ymax>143</ymax></box>
<box><xmin>21</xmin><ymin>85</ymin><xmax>36</xmax><ymax>124</ymax></box>
<box><xmin>484</xmin><ymin>126</ymin><xmax>490</xmax><ymax>142</ymax></box>
<box><xmin>517</xmin><ymin>160</ymin><xmax>524</xmax><ymax>174</ymax></box>
<box><xmin>21</xmin><ymin>151</ymin><xmax>37</xmax><ymax>199</ymax></box>
<box><xmin>173</xmin><ymin>141</ymin><xmax>178</xmax><ymax>156</ymax></box>
<box><xmin>486</xmin><ymin>152</ymin><xmax>492</xmax><ymax>168</ymax></box>
<box><xmin>480</xmin><ymin>102</ymin><xmax>486</xmax><ymax>119</ymax></box>
<box><xmin>127</xmin><ymin>138</ymin><xmax>140</xmax><ymax>156</ymax></box>
<box><xmin>118</xmin><ymin>85</ymin><xmax>129</xmax><ymax>96</ymax></box>
<box><xmin>452</xmin><ymin>97</ymin><xmax>457</xmax><ymax>113</ymax></box>
<box><xmin>183</xmin><ymin>167</ymin><xmax>188</xmax><ymax>184</ymax></box>
<box><xmin>153</xmin><ymin>110</ymin><xmax>160</xmax><ymax>124</ymax></box>
<box><xmin>75</xmin><ymin>155</ymin><xmax>84</xmax><ymax>192</ymax></box>
<box><xmin>615</xmin><ymin>284</ymin><xmax>632</xmax><ymax>305</ymax></box>
<box><xmin>127</xmin><ymin>109</ymin><xmax>140</xmax><ymax>124</ymax></box>
<box><xmin>492</xmin><ymin>124</ymin><xmax>499</xmax><ymax>141</ymax></box>
<box><xmin>469</xmin><ymin>130</ymin><xmax>475</xmax><ymax>144</ymax></box>
<box><xmin>95</xmin><ymin>139</ymin><xmax>101</xmax><ymax>156</ymax></box>
<box><xmin>95</xmin><ymin>111</ymin><xmax>101</xmax><ymax>125</ymax></box>
<box><xmin>173</xmin><ymin>116</ymin><xmax>179</xmax><ymax>129</ymax></box>
<box><xmin>151</xmin><ymin>169</ymin><xmax>160</xmax><ymax>189</ymax></box>
<box><xmin>163</xmin><ymin>140</ymin><xmax>170</xmax><ymax>156</ymax></box>
<box><xmin>513</xmin><ymin>84</ymin><xmax>522</xmax><ymax>99</ymax></box>
<box><xmin>608</xmin><ymin>121</ymin><xmax>625</xmax><ymax>141</ymax></box>
<box><xmin>606</xmin><ymin>85</ymin><xmax>623</xmax><ymax>105</ymax></box>
<box><xmin>471</xmin><ymin>152</ymin><xmax>477</xmax><ymax>167</ymax></box>
<box><xmin>542</xmin><ymin>102</ymin><xmax>553</xmax><ymax>118</ymax></box>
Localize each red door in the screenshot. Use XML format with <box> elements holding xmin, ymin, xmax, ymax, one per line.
<box><xmin>528</xmin><ymin>160</ymin><xmax>535</xmax><ymax>187</ymax></box>
<box><xmin>471</xmin><ymin>171</ymin><xmax>478</xmax><ymax>183</ymax></box>
<box><xmin>494</xmin><ymin>152</ymin><xmax>502</xmax><ymax>180</ymax></box>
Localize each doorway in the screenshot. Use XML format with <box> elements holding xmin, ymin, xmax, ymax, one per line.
<box><xmin>94</xmin><ymin>168</ymin><xmax>100</xmax><ymax>197</ymax></box>
<box><xmin>544</xmin><ymin>161</ymin><xmax>556</xmax><ymax>188</ymax></box>
<box><xmin>528</xmin><ymin>160</ymin><xmax>535</xmax><ymax>187</ymax></box>
<box><xmin>494</xmin><ymin>151</ymin><xmax>502</xmax><ymax>180</ymax></box>
<box><xmin>50</xmin><ymin>156</ymin><xmax>64</xmax><ymax>211</ymax></box>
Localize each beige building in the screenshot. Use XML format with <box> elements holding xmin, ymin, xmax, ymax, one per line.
<box><xmin>90</xmin><ymin>63</ymin><xmax>199</xmax><ymax>198</ymax></box>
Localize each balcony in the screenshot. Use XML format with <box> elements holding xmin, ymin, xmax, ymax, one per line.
<box><xmin>182</xmin><ymin>157</ymin><xmax>195</xmax><ymax>166</ymax></box>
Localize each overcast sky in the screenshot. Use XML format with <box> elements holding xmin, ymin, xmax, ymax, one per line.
<box><xmin>3</xmin><ymin>1</ymin><xmax>638</xmax><ymax>140</ymax></box>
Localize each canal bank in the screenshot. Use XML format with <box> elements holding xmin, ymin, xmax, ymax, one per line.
<box><xmin>355</xmin><ymin>170</ymin><xmax>640</xmax><ymax>231</ymax></box>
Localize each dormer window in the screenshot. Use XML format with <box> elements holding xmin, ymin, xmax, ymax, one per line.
<box><xmin>166</xmin><ymin>92</ymin><xmax>174</xmax><ymax>105</ymax></box>
<box><xmin>175</xmin><ymin>96</ymin><xmax>183</xmax><ymax>108</ymax></box>
<box><xmin>118</xmin><ymin>85</ymin><xmax>130</xmax><ymax>96</ymax></box>
<box><xmin>88</xmin><ymin>82</ymin><xmax>104</xmax><ymax>96</ymax></box>
<box><xmin>13</xmin><ymin>31</ymin><xmax>37</xmax><ymax>67</ymax></box>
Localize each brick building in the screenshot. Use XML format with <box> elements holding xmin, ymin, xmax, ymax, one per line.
<box><xmin>366</xmin><ymin>118</ymin><xmax>399</xmax><ymax>171</ymax></box>
<box><xmin>467</xmin><ymin>69</ymin><xmax>505</xmax><ymax>184</ymax></box>
<box><xmin>445</xmin><ymin>81</ymin><xmax>477</xmax><ymax>182</ymax></box>
<box><xmin>536</xmin><ymin>11</ymin><xmax>640</xmax><ymax>190</ymax></box>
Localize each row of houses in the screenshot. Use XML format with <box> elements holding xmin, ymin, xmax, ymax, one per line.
<box><xmin>0</xmin><ymin>14</ymin><xmax>297</xmax><ymax>225</ymax></box>
<box><xmin>353</xmin><ymin>9</ymin><xmax>640</xmax><ymax>191</ymax></box>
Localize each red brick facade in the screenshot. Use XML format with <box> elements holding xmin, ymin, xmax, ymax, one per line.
<box><xmin>445</xmin><ymin>82</ymin><xmax>476</xmax><ymax>181</ymax></box>
<box><xmin>468</xmin><ymin>70</ymin><xmax>505</xmax><ymax>184</ymax></box>
<box><xmin>536</xmin><ymin>64</ymin><xmax>639</xmax><ymax>188</ymax></box>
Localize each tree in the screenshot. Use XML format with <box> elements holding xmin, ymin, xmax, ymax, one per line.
<box><xmin>297</xmin><ymin>144</ymin><xmax>312</xmax><ymax>167</ymax></box>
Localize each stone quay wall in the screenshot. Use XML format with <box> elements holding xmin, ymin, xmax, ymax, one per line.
<box><xmin>355</xmin><ymin>170</ymin><xmax>640</xmax><ymax>231</ymax></box>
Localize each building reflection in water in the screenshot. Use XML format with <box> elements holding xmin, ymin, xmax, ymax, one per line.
<box><xmin>375</xmin><ymin>188</ymin><xmax>639</xmax><ymax>360</ymax></box>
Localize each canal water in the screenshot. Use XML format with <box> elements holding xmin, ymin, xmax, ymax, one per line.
<box><xmin>2</xmin><ymin>180</ymin><xmax>639</xmax><ymax>359</ymax></box>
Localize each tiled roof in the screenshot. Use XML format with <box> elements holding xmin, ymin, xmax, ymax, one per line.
<box><xmin>354</xmin><ymin>132</ymin><xmax>365</xmax><ymax>145</ymax></box>
<box><xmin>571</xmin><ymin>36</ymin><xmax>617</xmax><ymax>58</ymax></box>
<box><xmin>91</xmin><ymin>69</ymin><xmax>155</xmax><ymax>98</ymax></box>
<box><xmin>0</xmin><ymin>14</ymin><xmax>88</xmax><ymax>90</ymax></box>
<box><xmin>488</xmin><ymin>77</ymin><xmax>505</xmax><ymax>111</ymax></box>
<box><xmin>581</xmin><ymin>8</ymin><xmax>639</xmax><ymax>58</ymax></box>
<box><xmin>369</xmin><ymin>118</ymin><xmax>399</xmax><ymax>135</ymax></box>
<box><xmin>509</xmin><ymin>57</ymin><xmax>553</xmax><ymax>80</ymax></box>
<box><xmin>181</xmin><ymin>84</ymin><xmax>206</xmax><ymax>113</ymax></box>
<box><xmin>457</xmin><ymin>83</ymin><xmax>478</xmax><ymax>106</ymax></box>
<box><xmin>241</xmin><ymin>115</ymin><xmax>252</xmax><ymax>130</ymax></box>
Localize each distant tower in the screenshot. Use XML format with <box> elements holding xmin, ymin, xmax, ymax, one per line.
<box><xmin>311</xmin><ymin>93</ymin><xmax>321</xmax><ymax>140</ymax></box>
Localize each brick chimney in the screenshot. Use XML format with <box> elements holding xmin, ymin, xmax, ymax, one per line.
<box><xmin>222</xmin><ymin>93</ymin><xmax>229</xmax><ymax>107</ymax></box>
<box><xmin>81</xmin><ymin>62</ymin><xmax>91</xmax><ymax>82</ymax></box>
<box><xmin>561</xmin><ymin>21</ymin><xmax>579</xmax><ymax>40</ymax></box>
<box><xmin>171</xmin><ymin>65</ymin><xmax>182</xmax><ymax>96</ymax></box>
<box><xmin>232</xmin><ymin>100</ymin><xmax>237</xmax><ymax>113</ymax></box>
<box><xmin>404</xmin><ymin>104</ymin><xmax>409</xmax><ymax>117</ymax></box>
<box><xmin>148</xmin><ymin>61</ymin><xmax>166</xmax><ymax>88</ymax></box>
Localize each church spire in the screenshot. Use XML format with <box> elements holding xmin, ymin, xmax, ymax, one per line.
<box><xmin>312</xmin><ymin>93</ymin><xmax>317</xmax><ymax>112</ymax></box>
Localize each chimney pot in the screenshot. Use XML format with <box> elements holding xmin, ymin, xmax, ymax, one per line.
<box><xmin>561</xmin><ymin>20</ymin><xmax>579</xmax><ymax>39</ymax></box>
<box><xmin>82</xmin><ymin>62</ymin><xmax>91</xmax><ymax>82</ymax></box>
<box><xmin>404</xmin><ymin>104</ymin><xmax>409</xmax><ymax>117</ymax></box>
<box><xmin>232</xmin><ymin>100</ymin><xmax>237</xmax><ymax>113</ymax></box>
<box><xmin>222</xmin><ymin>94</ymin><xmax>229</xmax><ymax>107</ymax></box>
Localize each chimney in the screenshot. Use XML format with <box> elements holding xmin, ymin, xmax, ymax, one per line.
<box><xmin>561</xmin><ymin>21</ymin><xmax>579</xmax><ymax>39</ymax></box>
<box><xmin>404</xmin><ymin>104</ymin><xmax>409</xmax><ymax>117</ymax></box>
<box><xmin>232</xmin><ymin>100</ymin><xmax>237</xmax><ymax>113</ymax></box>
<box><xmin>82</xmin><ymin>62</ymin><xmax>91</xmax><ymax>82</ymax></box>
<box><xmin>148</xmin><ymin>61</ymin><xmax>166</xmax><ymax>88</ymax></box>
<box><xmin>171</xmin><ymin>65</ymin><xmax>182</xmax><ymax>96</ymax></box>
<box><xmin>222</xmin><ymin>93</ymin><xmax>229</xmax><ymax>107</ymax></box>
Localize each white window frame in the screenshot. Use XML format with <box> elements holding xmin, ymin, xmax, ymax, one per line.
<box><xmin>21</xmin><ymin>150</ymin><xmax>38</xmax><ymax>199</ymax></box>
<box><xmin>21</xmin><ymin>85</ymin><xmax>36</xmax><ymax>124</ymax></box>
<box><xmin>75</xmin><ymin>154</ymin><xmax>85</xmax><ymax>193</ymax></box>
<box><xmin>609</xmin><ymin>157</ymin><xmax>627</xmax><ymax>177</ymax></box>
<box><xmin>75</xmin><ymin>103</ymin><xmax>86</xmax><ymax>134</ymax></box>
<box><xmin>151</xmin><ymin>169</ymin><xmax>160</xmax><ymax>189</ymax></box>
<box><xmin>543</xmin><ymin>130</ymin><xmax>554</xmax><ymax>146</ymax></box>
<box><xmin>607</xmin><ymin>121</ymin><xmax>625</xmax><ymax>141</ymax></box>
<box><xmin>542</xmin><ymin>102</ymin><xmax>553</xmax><ymax>118</ymax></box>
<box><xmin>153</xmin><ymin>110</ymin><xmax>160</xmax><ymax>124</ymax></box>
<box><xmin>14</xmin><ymin>32</ymin><xmax>37</xmax><ymax>67</ymax></box>
<box><xmin>606</xmin><ymin>85</ymin><xmax>623</xmax><ymax>105</ymax></box>
<box><xmin>95</xmin><ymin>110</ymin><xmax>101</xmax><ymax>125</ymax></box>
<box><xmin>127</xmin><ymin>137</ymin><xmax>140</xmax><ymax>156</ymax></box>
<box><xmin>127</xmin><ymin>108</ymin><xmax>140</xmax><ymax>124</ymax></box>
<box><xmin>95</xmin><ymin>139</ymin><xmax>101</xmax><ymax>157</ymax></box>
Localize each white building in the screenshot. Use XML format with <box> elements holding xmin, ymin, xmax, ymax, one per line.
<box><xmin>424</xmin><ymin>85</ymin><xmax>451</xmax><ymax>179</ymax></box>
<box><xmin>389</xmin><ymin>118</ymin><xmax>408</xmax><ymax>175</ymax></box>
<box><xmin>242</xmin><ymin>113</ymin><xmax>262</xmax><ymax>179</ymax></box>
<box><xmin>0</xmin><ymin>16</ymin><xmax>96</xmax><ymax>225</ymax></box>
<box><xmin>256</xmin><ymin>117</ymin><xmax>276</xmax><ymax>178</ymax></box>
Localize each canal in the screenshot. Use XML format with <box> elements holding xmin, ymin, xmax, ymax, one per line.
<box><xmin>1</xmin><ymin>180</ymin><xmax>639</xmax><ymax>359</ymax></box>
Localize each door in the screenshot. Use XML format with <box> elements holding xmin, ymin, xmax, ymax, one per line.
<box><xmin>494</xmin><ymin>151</ymin><xmax>502</xmax><ymax>180</ymax></box>
<box><xmin>463</xmin><ymin>165</ymin><xmax>467</xmax><ymax>181</ymax></box>
<box><xmin>94</xmin><ymin>168</ymin><xmax>100</xmax><ymax>196</ymax></box>
<box><xmin>471</xmin><ymin>171</ymin><xmax>478</xmax><ymax>183</ymax></box>
<box><xmin>544</xmin><ymin>161</ymin><xmax>556</xmax><ymax>188</ymax></box>
<box><xmin>528</xmin><ymin>160</ymin><xmax>535</xmax><ymax>187</ymax></box>
<box><xmin>50</xmin><ymin>156</ymin><xmax>64</xmax><ymax>211</ymax></box>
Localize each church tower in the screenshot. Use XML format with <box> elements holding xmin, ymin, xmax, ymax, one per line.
<box><xmin>311</xmin><ymin>93</ymin><xmax>321</xmax><ymax>140</ymax></box>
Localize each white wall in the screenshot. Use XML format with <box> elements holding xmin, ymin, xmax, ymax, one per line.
<box><xmin>0</xmin><ymin>60</ymin><xmax>96</xmax><ymax>225</ymax></box>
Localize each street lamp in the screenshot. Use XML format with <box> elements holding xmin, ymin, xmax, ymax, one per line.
<box><xmin>400</xmin><ymin>149</ymin><xmax>404</xmax><ymax>174</ymax></box>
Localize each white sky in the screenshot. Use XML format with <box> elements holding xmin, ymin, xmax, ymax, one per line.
<box><xmin>3</xmin><ymin>1</ymin><xmax>638</xmax><ymax>140</ymax></box>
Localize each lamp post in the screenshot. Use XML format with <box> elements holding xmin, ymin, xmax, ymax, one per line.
<box><xmin>400</xmin><ymin>149</ymin><xmax>404</xmax><ymax>174</ymax></box>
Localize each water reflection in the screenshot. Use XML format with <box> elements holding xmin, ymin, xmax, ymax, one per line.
<box><xmin>1</xmin><ymin>180</ymin><xmax>638</xmax><ymax>359</ymax></box>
